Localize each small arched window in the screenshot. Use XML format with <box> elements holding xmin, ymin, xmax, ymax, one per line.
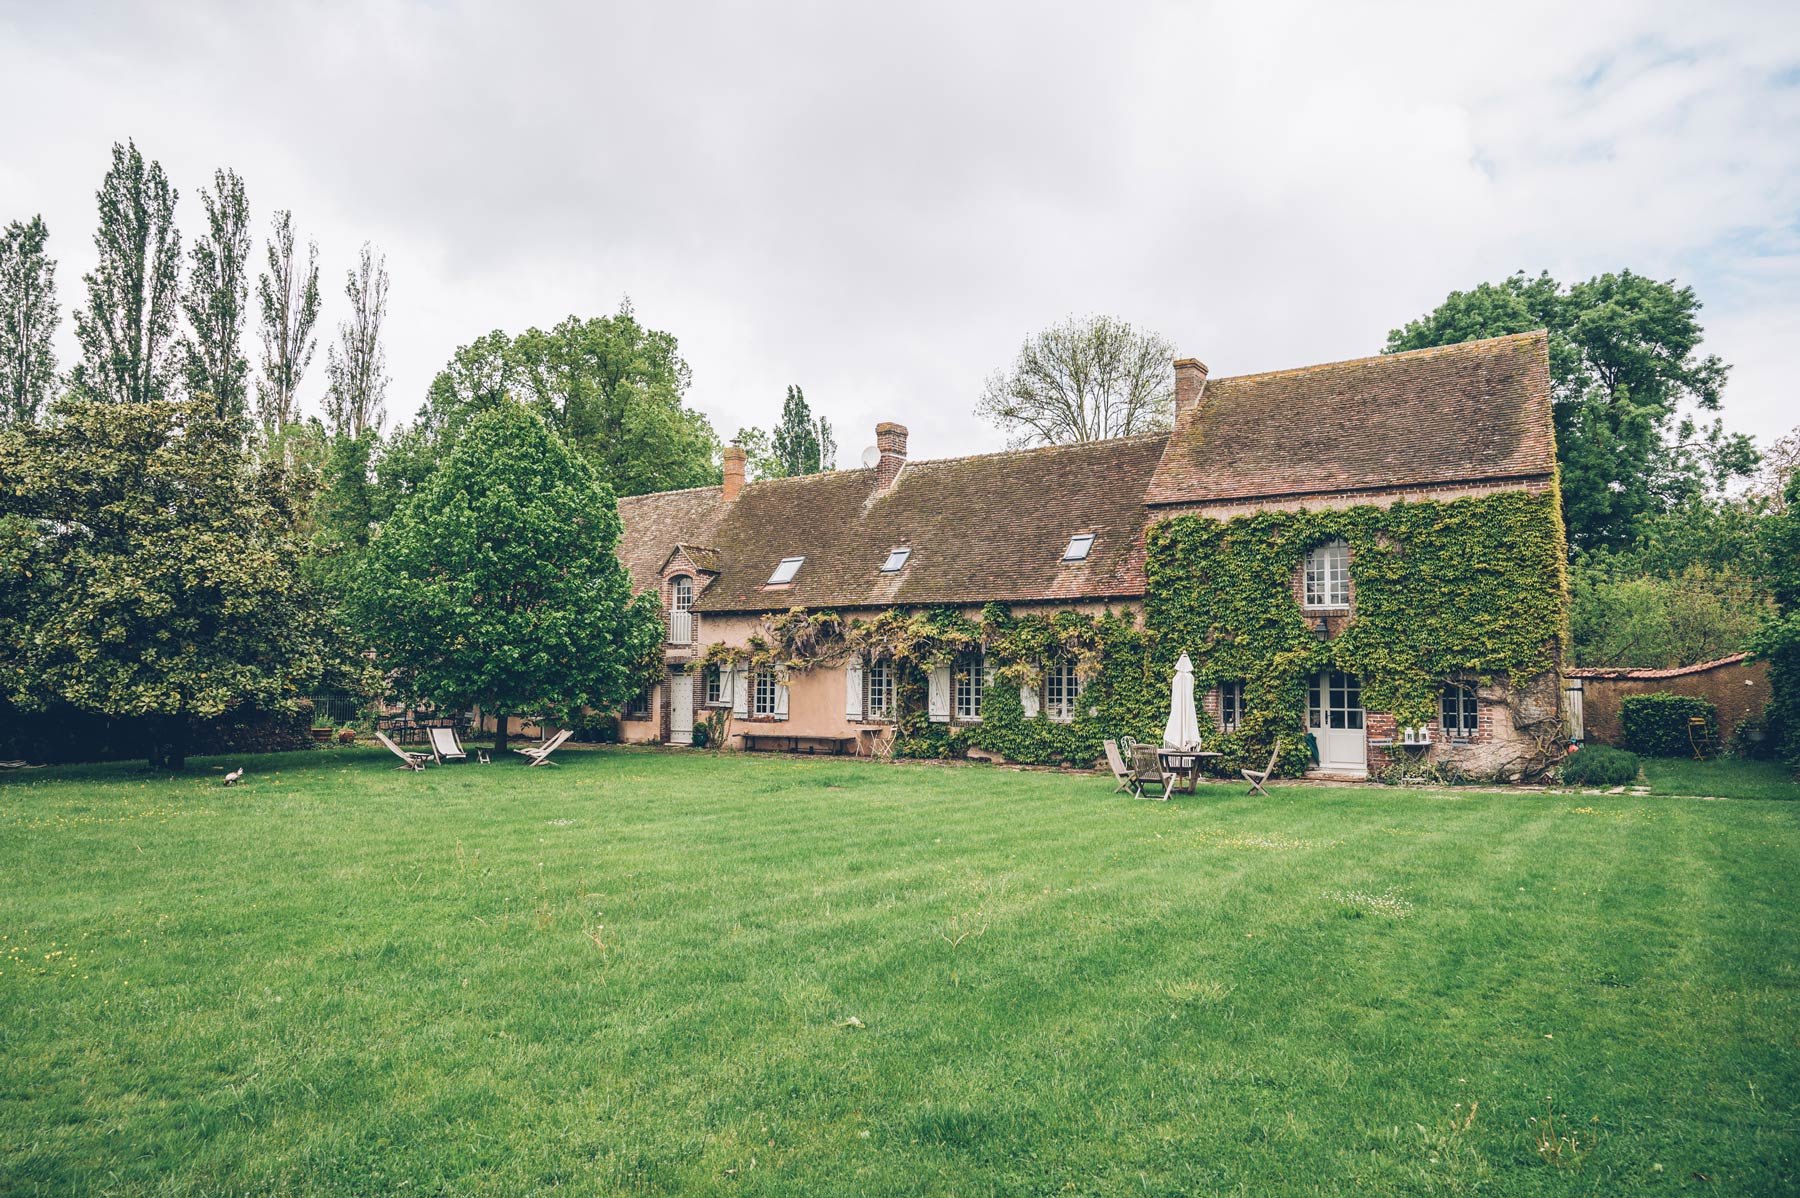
<box><xmin>670</xmin><ymin>575</ymin><xmax>694</xmax><ymax>612</ymax></box>
<box><xmin>1303</xmin><ymin>540</ymin><xmax>1350</xmax><ymax>608</ymax></box>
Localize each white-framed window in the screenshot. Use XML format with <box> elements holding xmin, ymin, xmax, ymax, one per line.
<box><xmin>1303</xmin><ymin>540</ymin><xmax>1350</xmax><ymax>608</ymax></box>
<box><xmin>704</xmin><ymin>665</ymin><xmax>729</xmax><ymax>707</ymax></box>
<box><xmin>668</xmin><ymin>574</ymin><xmax>694</xmax><ymax>644</ymax></box>
<box><xmin>880</xmin><ymin>547</ymin><xmax>910</xmax><ymax>573</ymax></box>
<box><xmin>1062</xmin><ymin>533</ymin><xmax>1095</xmax><ymax>562</ymax></box>
<box><xmin>1043</xmin><ymin>660</ymin><xmax>1080</xmax><ymax>722</ymax></box>
<box><xmin>1219</xmin><ymin>681</ymin><xmax>1245</xmax><ymax>733</ymax></box>
<box><xmin>953</xmin><ymin>653</ymin><xmax>985</xmax><ymax>721</ymax></box>
<box><xmin>767</xmin><ymin>556</ymin><xmax>804</xmax><ymax>585</ymax></box>
<box><xmin>1441</xmin><ymin>683</ymin><xmax>1478</xmax><ymax>739</ymax></box>
<box><xmin>624</xmin><ymin>688</ymin><xmax>652</xmax><ymax>720</ymax></box>
<box><xmin>865</xmin><ymin>660</ymin><xmax>894</xmax><ymax>719</ymax></box>
<box><xmin>752</xmin><ymin>668</ymin><xmax>780</xmax><ymax>717</ymax></box>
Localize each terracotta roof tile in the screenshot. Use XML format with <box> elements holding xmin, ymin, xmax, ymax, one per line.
<box><xmin>1566</xmin><ymin>652</ymin><xmax>1751</xmax><ymax>680</ymax></box>
<box><xmin>614</xmin><ymin>486</ymin><xmax>727</xmax><ymax>593</ymax></box>
<box><xmin>1143</xmin><ymin>332</ymin><xmax>1556</xmax><ymax>506</ymax></box>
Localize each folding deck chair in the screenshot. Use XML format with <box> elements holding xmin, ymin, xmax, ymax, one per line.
<box><xmin>376</xmin><ymin>730</ymin><xmax>431</xmax><ymax>772</ymax></box>
<box><xmin>1103</xmin><ymin>739</ymin><xmax>1135</xmax><ymax>795</ymax></box>
<box><xmin>1127</xmin><ymin>742</ymin><xmax>1175</xmax><ymax>801</ymax></box>
<box><xmin>515</xmin><ymin>728</ymin><xmax>574</xmax><ymax>768</ymax></box>
<box><xmin>427</xmin><ymin>725</ymin><xmax>469</xmax><ymax>764</ymax></box>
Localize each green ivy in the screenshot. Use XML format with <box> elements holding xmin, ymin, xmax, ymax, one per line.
<box><xmin>1143</xmin><ymin>490</ymin><xmax>1567</xmax><ymax>776</ymax></box>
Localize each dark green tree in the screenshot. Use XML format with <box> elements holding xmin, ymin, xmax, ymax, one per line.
<box><xmin>770</xmin><ymin>384</ymin><xmax>835</xmax><ymax>476</ymax></box>
<box><xmin>0</xmin><ymin>399</ymin><xmax>353</xmax><ymax>769</ymax></box>
<box><xmin>351</xmin><ymin>403</ymin><xmax>663</xmax><ymax>753</ymax></box>
<box><xmin>1751</xmin><ymin>471</ymin><xmax>1800</xmax><ymax>772</ymax></box>
<box><xmin>182</xmin><ymin>168</ymin><xmax>252</xmax><ymax>420</ymax></box>
<box><xmin>0</xmin><ymin>215</ymin><xmax>59</xmax><ymax>427</ymax></box>
<box><xmin>70</xmin><ymin>141</ymin><xmax>183</xmax><ymax>406</ymax></box>
<box><xmin>1386</xmin><ymin>270</ymin><xmax>1757</xmax><ymax>550</ymax></box>
<box><xmin>418</xmin><ymin>329</ymin><xmax>518</xmax><ymax>452</ymax></box>
<box><xmin>255</xmin><ymin>209</ymin><xmax>323</xmax><ymax>435</ymax></box>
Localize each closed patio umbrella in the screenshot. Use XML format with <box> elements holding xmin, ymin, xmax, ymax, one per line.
<box><xmin>1163</xmin><ymin>652</ymin><xmax>1201</xmax><ymax>750</ymax></box>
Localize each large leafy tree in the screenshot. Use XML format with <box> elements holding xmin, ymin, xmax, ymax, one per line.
<box><xmin>70</xmin><ymin>141</ymin><xmax>183</xmax><ymax>406</ymax></box>
<box><xmin>255</xmin><ymin>209</ymin><xmax>323</xmax><ymax>435</ymax></box>
<box><xmin>324</xmin><ymin>242</ymin><xmax>389</xmax><ymax>437</ymax></box>
<box><xmin>352</xmin><ymin>402</ymin><xmax>663</xmax><ymax>753</ymax></box>
<box><xmin>976</xmin><ymin>314</ymin><xmax>1176</xmax><ymax>446</ymax></box>
<box><xmin>1752</xmin><ymin>471</ymin><xmax>1800</xmax><ymax>773</ymax></box>
<box><xmin>417</xmin><ymin>301</ymin><xmax>719</xmax><ymax>496</ymax></box>
<box><xmin>1386</xmin><ymin>271</ymin><xmax>1758</xmax><ymax>550</ymax></box>
<box><xmin>0</xmin><ymin>215</ymin><xmax>59</xmax><ymax>427</ymax></box>
<box><xmin>0</xmin><ymin>399</ymin><xmax>352</xmax><ymax>769</ymax></box>
<box><xmin>181</xmin><ymin>168</ymin><xmax>253</xmax><ymax>421</ymax></box>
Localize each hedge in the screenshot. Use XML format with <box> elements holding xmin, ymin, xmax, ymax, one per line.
<box><xmin>1562</xmin><ymin>744</ymin><xmax>1642</xmax><ymax>787</ymax></box>
<box><xmin>1620</xmin><ymin>692</ymin><xmax>1719</xmax><ymax>758</ymax></box>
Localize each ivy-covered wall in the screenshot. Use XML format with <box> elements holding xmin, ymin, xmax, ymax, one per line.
<box><xmin>1143</xmin><ymin>489</ymin><xmax>1568</xmax><ymax>776</ymax></box>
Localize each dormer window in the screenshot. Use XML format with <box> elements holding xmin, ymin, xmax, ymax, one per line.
<box><xmin>767</xmin><ymin>556</ymin><xmax>804</xmax><ymax>585</ymax></box>
<box><xmin>1061</xmin><ymin>533</ymin><xmax>1095</xmax><ymax>562</ymax></box>
<box><xmin>880</xmin><ymin>547</ymin><xmax>911</xmax><ymax>573</ymax></box>
<box><xmin>1303</xmin><ymin>540</ymin><xmax>1349</xmax><ymax>607</ymax></box>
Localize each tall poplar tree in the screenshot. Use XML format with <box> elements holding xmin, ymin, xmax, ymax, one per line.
<box><xmin>181</xmin><ymin>167</ymin><xmax>252</xmax><ymax>420</ymax></box>
<box><xmin>0</xmin><ymin>216</ymin><xmax>58</xmax><ymax>427</ymax></box>
<box><xmin>771</xmin><ymin>384</ymin><xmax>835</xmax><ymax>476</ymax></box>
<box><xmin>70</xmin><ymin>140</ymin><xmax>182</xmax><ymax>405</ymax></box>
<box><xmin>255</xmin><ymin>209</ymin><xmax>322</xmax><ymax>434</ymax></box>
<box><xmin>324</xmin><ymin>242</ymin><xmax>389</xmax><ymax>437</ymax></box>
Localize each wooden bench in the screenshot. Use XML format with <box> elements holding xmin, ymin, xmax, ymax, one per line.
<box><xmin>741</xmin><ymin>734</ymin><xmax>857</xmax><ymax>756</ymax></box>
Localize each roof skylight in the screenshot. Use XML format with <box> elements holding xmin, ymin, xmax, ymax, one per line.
<box><xmin>1062</xmin><ymin>534</ymin><xmax>1095</xmax><ymax>562</ymax></box>
<box><xmin>767</xmin><ymin>556</ymin><xmax>805</xmax><ymax>585</ymax></box>
<box><xmin>880</xmin><ymin>547</ymin><xmax>911</xmax><ymax>573</ymax></box>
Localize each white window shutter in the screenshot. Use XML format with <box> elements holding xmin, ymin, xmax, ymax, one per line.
<box><xmin>731</xmin><ymin>667</ymin><xmax>747</xmax><ymax>717</ymax></box>
<box><xmin>845</xmin><ymin>658</ymin><xmax>864</xmax><ymax>720</ymax></box>
<box><xmin>774</xmin><ymin>678</ymin><xmax>790</xmax><ymax>720</ymax></box>
<box><xmin>1021</xmin><ymin>684</ymin><xmax>1040</xmax><ymax>718</ymax></box>
<box><xmin>928</xmin><ymin>665</ymin><xmax>951</xmax><ymax>722</ymax></box>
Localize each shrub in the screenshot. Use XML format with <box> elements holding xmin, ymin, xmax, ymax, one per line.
<box><xmin>1561</xmin><ymin>745</ymin><xmax>1641</xmax><ymax>787</ymax></box>
<box><xmin>569</xmin><ymin>714</ymin><xmax>620</xmax><ymax>744</ymax></box>
<box><xmin>1621</xmin><ymin>692</ymin><xmax>1719</xmax><ymax>757</ymax></box>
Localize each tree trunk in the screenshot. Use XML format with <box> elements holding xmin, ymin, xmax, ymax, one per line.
<box><xmin>494</xmin><ymin>713</ymin><xmax>509</xmax><ymax>755</ymax></box>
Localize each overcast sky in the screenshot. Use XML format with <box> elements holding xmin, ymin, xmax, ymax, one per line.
<box><xmin>3</xmin><ymin>1</ymin><xmax>1796</xmax><ymax>464</ymax></box>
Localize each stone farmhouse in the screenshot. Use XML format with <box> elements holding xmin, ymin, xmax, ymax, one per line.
<box><xmin>614</xmin><ymin>332</ymin><xmax>1569</xmax><ymax>779</ymax></box>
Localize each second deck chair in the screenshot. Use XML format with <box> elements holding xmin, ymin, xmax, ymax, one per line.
<box><xmin>1128</xmin><ymin>742</ymin><xmax>1175</xmax><ymax>801</ymax></box>
<box><xmin>427</xmin><ymin>725</ymin><xmax>469</xmax><ymax>764</ymax></box>
<box><xmin>1103</xmin><ymin>739</ymin><xmax>1134</xmax><ymax>794</ymax></box>
<box><xmin>375</xmin><ymin>730</ymin><xmax>431</xmax><ymax>772</ymax></box>
<box><xmin>515</xmin><ymin>727</ymin><xmax>574</xmax><ymax>767</ymax></box>
<box><xmin>1242</xmin><ymin>739</ymin><xmax>1282</xmax><ymax>797</ymax></box>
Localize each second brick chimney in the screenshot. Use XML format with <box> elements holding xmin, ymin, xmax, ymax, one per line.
<box><xmin>875</xmin><ymin>422</ymin><xmax>908</xmax><ymax>490</ymax></box>
<box><xmin>1173</xmin><ymin>357</ymin><xmax>1209</xmax><ymax>421</ymax></box>
<box><xmin>722</xmin><ymin>444</ymin><xmax>746</xmax><ymax>502</ymax></box>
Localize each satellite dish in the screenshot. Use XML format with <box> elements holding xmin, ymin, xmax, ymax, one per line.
<box><xmin>861</xmin><ymin>445</ymin><xmax>881</xmax><ymax>468</ymax></box>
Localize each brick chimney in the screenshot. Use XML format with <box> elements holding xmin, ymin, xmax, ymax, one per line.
<box><xmin>875</xmin><ymin>422</ymin><xmax>908</xmax><ymax>490</ymax></box>
<box><xmin>1173</xmin><ymin>357</ymin><xmax>1209</xmax><ymax>420</ymax></box>
<box><xmin>722</xmin><ymin>444</ymin><xmax>746</xmax><ymax>502</ymax></box>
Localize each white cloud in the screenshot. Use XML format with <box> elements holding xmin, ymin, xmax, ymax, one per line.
<box><xmin>1</xmin><ymin>0</ymin><xmax>1796</xmax><ymax>461</ymax></box>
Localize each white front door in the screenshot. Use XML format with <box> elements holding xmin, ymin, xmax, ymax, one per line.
<box><xmin>668</xmin><ymin>669</ymin><xmax>693</xmax><ymax>746</ymax></box>
<box><xmin>1308</xmin><ymin>672</ymin><xmax>1366</xmax><ymax>775</ymax></box>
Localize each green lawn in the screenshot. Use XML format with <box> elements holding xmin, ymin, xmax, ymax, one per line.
<box><xmin>2</xmin><ymin>748</ymin><xmax>1796</xmax><ymax>1196</ymax></box>
<box><xmin>1638</xmin><ymin>755</ymin><xmax>1800</xmax><ymax>801</ymax></box>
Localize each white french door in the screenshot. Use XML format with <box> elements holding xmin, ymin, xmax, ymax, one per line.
<box><xmin>668</xmin><ymin>669</ymin><xmax>693</xmax><ymax>746</ymax></box>
<box><xmin>1308</xmin><ymin>671</ymin><xmax>1366</xmax><ymax>775</ymax></box>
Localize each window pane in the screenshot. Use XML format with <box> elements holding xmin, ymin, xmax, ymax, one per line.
<box><xmin>768</xmin><ymin>557</ymin><xmax>804</xmax><ymax>584</ymax></box>
<box><xmin>880</xmin><ymin>548</ymin><xmax>910</xmax><ymax>573</ymax></box>
<box><xmin>1062</xmin><ymin>534</ymin><xmax>1094</xmax><ymax>561</ymax></box>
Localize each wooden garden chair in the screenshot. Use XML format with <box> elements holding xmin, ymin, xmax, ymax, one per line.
<box><xmin>1103</xmin><ymin>739</ymin><xmax>1134</xmax><ymax>794</ymax></box>
<box><xmin>1128</xmin><ymin>742</ymin><xmax>1175</xmax><ymax>801</ymax></box>
<box><xmin>515</xmin><ymin>728</ymin><xmax>575</xmax><ymax>768</ymax></box>
<box><xmin>375</xmin><ymin>731</ymin><xmax>431</xmax><ymax>772</ymax></box>
<box><xmin>1242</xmin><ymin>739</ymin><xmax>1282</xmax><ymax>797</ymax></box>
<box><xmin>427</xmin><ymin>725</ymin><xmax>469</xmax><ymax>764</ymax></box>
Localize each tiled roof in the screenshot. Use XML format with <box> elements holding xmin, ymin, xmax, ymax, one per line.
<box><xmin>617</xmin><ymin>435</ymin><xmax>1170</xmax><ymax>613</ymax></box>
<box><xmin>614</xmin><ymin>486</ymin><xmax>728</xmax><ymax>594</ymax></box>
<box><xmin>1566</xmin><ymin>652</ymin><xmax>1752</xmax><ymax>680</ymax></box>
<box><xmin>1143</xmin><ymin>332</ymin><xmax>1556</xmax><ymax>507</ymax></box>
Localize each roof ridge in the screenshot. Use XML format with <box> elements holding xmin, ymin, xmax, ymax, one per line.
<box><xmin>1567</xmin><ymin>651</ymin><xmax>1751</xmax><ymax>679</ymax></box>
<box><xmin>740</xmin><ymin>466</ymin><xmax>875</xmax><ymax>490</ymax></box>
<box><xmin>617</xmin><ymin>482</ymin><xmax>724</xmax><ymax>503</ymax></box>
<box><xmin>1208</xmin><ymin>331</ymin><xmax>1547</xmax><ymax>388</ymax></box>
<box><xmin>909</xmin><ymin>431</ymin><xmax>1169</xmax><ymax>471</ymax></box>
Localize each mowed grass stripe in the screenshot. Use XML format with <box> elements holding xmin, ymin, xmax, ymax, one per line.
<box><xmin>1</xmin><ymin>747</ymin><xmax>1796</xmax><ymax>1195</ymax></box>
